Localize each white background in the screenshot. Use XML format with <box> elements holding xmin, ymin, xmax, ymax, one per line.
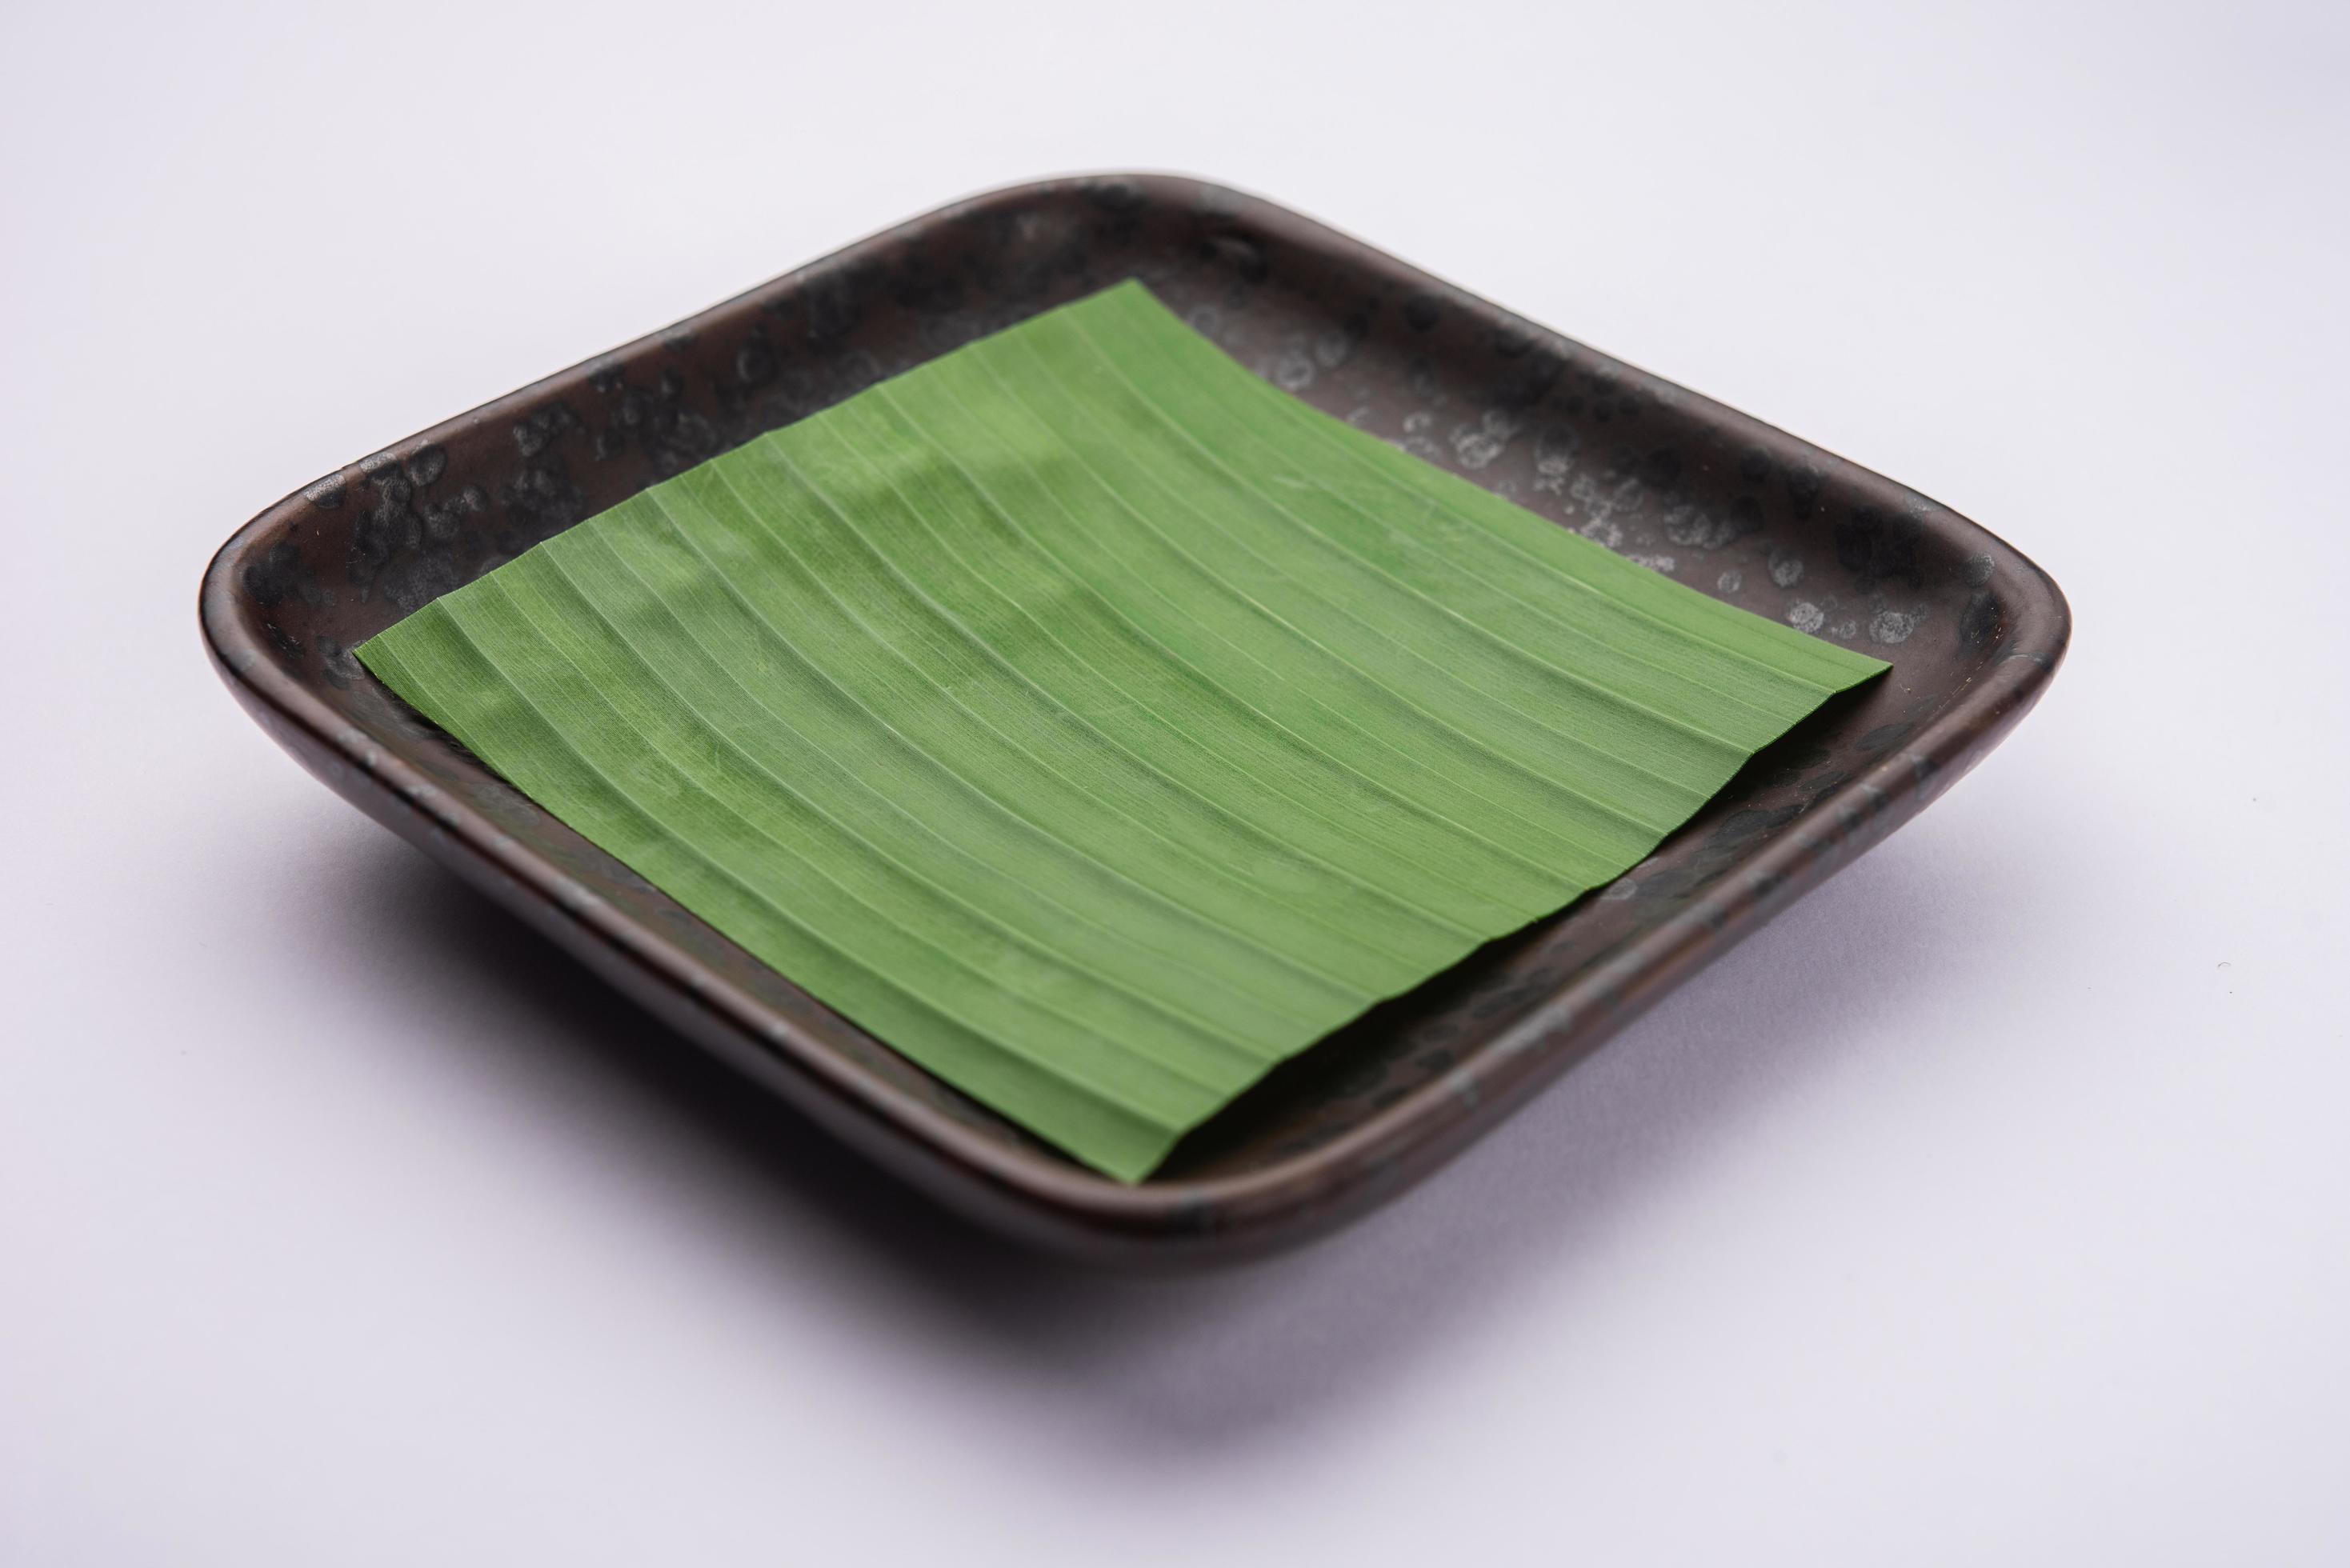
<box><xmin>6</xmin><ymin>2</ymin><xmax>2345</xmax><ymax>1562</ymax></box>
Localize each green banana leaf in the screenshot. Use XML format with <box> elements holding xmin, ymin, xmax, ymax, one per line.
<box><xmin>360</xmin><ymin>281</ymin><xmax>1886</xmax><ymax>1180</ymax></box>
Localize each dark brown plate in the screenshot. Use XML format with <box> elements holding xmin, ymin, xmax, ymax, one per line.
<box><xmin>201</xmin><ymin>174</ymin><xmax>2068</xmax><ymax>1266</ymax></box>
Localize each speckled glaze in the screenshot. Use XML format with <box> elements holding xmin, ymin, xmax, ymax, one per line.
<box><xmin>200</xmin><ymin>174</ymin><xmax>2068</xmax><ymax>1266</ymax></box>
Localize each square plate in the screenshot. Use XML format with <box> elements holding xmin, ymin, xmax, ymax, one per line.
<box><xmin>201</xmin><ymin>174</ymin><xmax>2068</xmax><ymax>1265</ymax></box>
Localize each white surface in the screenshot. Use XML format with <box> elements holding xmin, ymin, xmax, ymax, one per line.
<box><xmin>5</xmin><ymin>2</ymin><xmax>2346</xmax><ymax>1562</ymax></box>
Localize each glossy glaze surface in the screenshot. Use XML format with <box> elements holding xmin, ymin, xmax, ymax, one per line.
<box><xmin>200</xmin><ymin>174</ymin><xmax>2068</xmax><ymax>1263</ymax></box>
